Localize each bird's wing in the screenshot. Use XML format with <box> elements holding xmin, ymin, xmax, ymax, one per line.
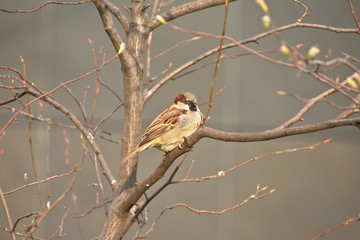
<box><xmin>138</xmin><ymin>106</ymin><xmax>187</xmax><ymax>148</ymax></box>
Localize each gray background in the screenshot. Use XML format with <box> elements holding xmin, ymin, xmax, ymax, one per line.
<box><xmin>1</xmin><ymin>0</ymin><xmax>360</xmax><ymax>239</ymax></box>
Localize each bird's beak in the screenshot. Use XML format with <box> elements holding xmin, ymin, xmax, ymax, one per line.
<box><xmin>190</xmin><ymin>100</ymin><xmax>197</xmax><ymax>107</ymax></box>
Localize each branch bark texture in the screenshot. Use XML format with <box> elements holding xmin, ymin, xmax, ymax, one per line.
<box><xmin>91</xmin><ymin>0</ymin><xmax>360</xmax><ymax>239</ymax></box>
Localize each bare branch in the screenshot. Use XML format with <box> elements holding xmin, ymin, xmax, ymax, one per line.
<box><xmin>93</xmin><ymin>0</ymin><xmax>132</xmax><ymax>67</ymax></box>
<box><xmin>312</xmin><ymin>216</ymin><xmax>358</xmax><ymax>240</ymax></box>
<box><xmin>0</xmin><ymin>105</ymin><xmax>77</xmax><ymax>129</ymax></box>
<box><xmin>66</xmin><ymin>200</ymin><xmax>112</xmax><ymax>219</ymax></box>
<box><xmin>163</xmin><ymin>187</ymin><xmax>273</xmax><ymax>215</ymax></box>
<box><xmin>144</xmin><ymin>20</ymin><xmax>359</xmax><ymax>101</ymax></box>
<box><xmin>0</xmin><ymin>187</ymin><xmax>16</xmax><ymax>240</ymax></box>
<box><xmin>104</xmin><ymin>0</ymin><xmax>130</xmax><ymax>34</ymax></box>
<box><xmin>203</xmin><ymin>0</ymin><xmax>229</xmax><ymax>124</ymax></box>
<box><xmin>347</xmin><ymin>0</ymin><xmax>360</xmax><ymax>30</ymax></box>
<box><xmin>137</xmin><ymin>185</ymin><xmax>274</xmax><ymax>239</ymax></box>
<box><xmin>28</xmin><ymin>90</ymin><xmax>116</xmax><ymax>187</ymax></box>
<box><xmin>4</xmin><ymin>167</ymin><xmax>79</xmax><ymax>196</ymax></box>
<box><xmin>0</xmin><ymin>0</ymin><xmax>91</xmax><ymax>13</ymax></box>
<box><xmin>176</xmin><ymin>139</ymin><xmax>331</xmax><ymax>183</ymax></box>
<box><xmin>148</xmin><ymin>0</ymin><xmax>236</xmax><ymax>31</ymax></box>
<box><xmin>275</xmin><ymin>87</ymin><xmax>338</xmax><ymax>130</ymax></box>
<box><xmin>93</xmin><ymin>103</ymin><xmax>124</xmax><ymax>136</ymax></box>
<box><xmin>123</xmin><ymin>153</ymin><xmax>189</xmax><ymax>235</ymax></box>
<box><xmin>115</xmin><ymin>116</ymin><xmax>360</xmax><ymax>238</ymax></box>
<box><xmin>292</xmin><ymin>0</ymin><xmax>309</xmax><ymax>23</ymax></box>
<box><xmin>61</xmin><ymin>83</ymin><xmax>88</xmax><ymax>123</ymax></box>
<box><xmin>0</xmin><ymin>49</ymin><xmax>120</xmax><ymax>135</ymax></box>
<box><xmin>150</xmin><ymin>36</ymin><xmax>201</xmax><ymax>61</ymax></box>
<box><xmin>197</xmin><ymin>119</ymin><xmax>360</xmax><ymax>143</ymax></box>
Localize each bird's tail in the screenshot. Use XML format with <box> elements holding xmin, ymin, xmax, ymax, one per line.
<box><xmin>120</xmin><ymin>142</ymin><xmax>152</xmax><ymax>164</ymax></box>
<box><xmin>120</xmin><ymin>148</ymin><xmax>139</xmax><ymax>164</ymax></box>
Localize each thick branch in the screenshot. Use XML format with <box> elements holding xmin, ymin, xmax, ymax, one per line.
<box><xmin>104</xmin><ymin>0</ymin><xmax>130</xmax><ymax>34</ymax></box>
<box><xmin>148</xmin><ymin>0</ymin><xmax>236</xmax><ymax>31</ymax></box>
<box><xmin>197</xmin><ymin>119</ymin><xmax>360</xmax><ymax>142</ymax></box>
<box><xmin>130</xmin><ymin>118</ymin><xmax>360</xmax><ymax>199</ymax></box>
<box><xmin>98</xmin><ymin>1</ymin><xmax>149</xmax><ymax>239</ymax></box>
<box><xmin>93</xmin><ymin>0</ymin><xmax>134</xmax><ymax>68</ymax></box>
<box><xmin>114</xmin><ymin>116</ymin><xmax>360</xmax><ymax>238</ymax></box>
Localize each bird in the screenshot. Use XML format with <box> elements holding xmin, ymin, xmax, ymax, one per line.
<box><xmin>122</xmin><ymin>92</ymin><xmax>203</xmax><ymax>162</ymax></box>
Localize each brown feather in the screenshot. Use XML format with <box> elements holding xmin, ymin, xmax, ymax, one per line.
<box><xmin>121</xmin><ymin>92</ymin><xmax>201</xmax><ymax>163</ymax></box>
<box><xmin>138</xmin><ymin>106</ymin><xmax>187</xmax><ymax>149</ymax></box>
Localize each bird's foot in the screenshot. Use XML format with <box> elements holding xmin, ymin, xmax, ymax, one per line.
<box><xmin>178</xmin><ymin>136</ymin><xmax>194</xmax><ymax>152</ymax></box>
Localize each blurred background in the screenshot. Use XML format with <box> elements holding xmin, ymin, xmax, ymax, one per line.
<box><xmin>1</xmin><ymin>0</ymin><xmax>360</xmax><ymax>239</ymax></box>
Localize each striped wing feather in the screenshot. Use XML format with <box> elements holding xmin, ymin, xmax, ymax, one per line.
<box><xmin>138</xmin><ymin>106</ymin><xmax>187</xmax><ymax>148</ymax></box>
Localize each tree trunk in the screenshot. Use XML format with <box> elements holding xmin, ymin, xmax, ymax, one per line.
<box><xmin>98</xmin><ymin>1</ymin><xmax>149</xmax><ymax>239</ymax></box>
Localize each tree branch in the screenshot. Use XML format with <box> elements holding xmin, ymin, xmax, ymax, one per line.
<box><xmin>144</xmin><ymin>19</ymin><xmax>360</xmax><ymax>101</ymax></box>
<box><xmin>197</xmin><ymin>119</ymin><xmax>360</xmax><ymax>143</ymax></box>
<box><xmin>104</xmin><ymin>0</ymin><xmax>130</xmax><ymax>34</ymax></box>
<box><xmin>148</xmin><ymin>0</ymin><xmax>236</xmax><ymax>31</ymax></box>
<box><xmin>115</xmin><ymin>115</ymin><xmax>360</xmax><ymax>238</ymax></box>
<box><xmin>0</xmin><ymin>0</ymin><xmax>91</xmax><ymax>13</ymax></box>
<box><xmin>0</xmin><ymin>187</ymin><xmax>16</xmax><ymax>240</ymax></box>
<box><xmin>93</xmin><ymin>0</ymin><xmax>134</xmax><ymax>68</ymax></box>
<box><xmin>27</xmin><ymin>90</ymin><xmax>116</xmax><ymax>187</ymax></box>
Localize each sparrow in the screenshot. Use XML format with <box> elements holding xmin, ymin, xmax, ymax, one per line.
<box><xmin>122</xmin><ymin>92</ymin><xmax>203</xmax><ymax>162</ymax></box>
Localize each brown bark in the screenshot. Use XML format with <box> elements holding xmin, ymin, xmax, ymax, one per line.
<box><xmin>91</xmin><ymin>0</ymin><xmax>360</xmax><ymax>239</ymax></box>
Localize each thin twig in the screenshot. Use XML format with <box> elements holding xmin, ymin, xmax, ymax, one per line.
<box><xmin>144</xmin><ymin>19</ymin><xmax>294</xmax><ymax>102</ymax></box>
<box><xmin>0</xmin><ymin>131</ymin><xmax>4</xmax><ymax>162</ymax></box>
<box><xmin>97</xmin><ymin>78</ymin><xmax>123</xmax><ymax>102</ymax></box>
<box><xmin>147</xmin><ymin>62</ymin><xmax>172</xmax><ymax>82</ymax></box>
<box><xmin>0</xmin><ymin>187</ymin><xmax>16</xmax><ymax>240</ymax></box>
<box><xmin>172</xmin><ymin>50</ymin><xmax>278</xmax><ymax>81</ymax></box>
<box><xmin>342</xmin><ymin>51</ymin><xmax>360</xmax><ymax>63</ymax></box>
<box><xmin>81</xmin><ymin>141</ymin><xmax>108</xmax><ymax>216</ymax></box>
<box><xmin>203</xmin><ymin>0</ymin><xmax>229</xmax><ymax>124</ymax></box>
<box><xmin>26</xmin><ymin>163</ymin><xmax>82</xmax><ymax>236</ymax></box>
<box><xmin>4</xmin><ymin>166</ymin><xmax>79</xmax><ymax>195</ymax></box>
<box><xmin>144</xmin><ymin>19</ymin><xmax>360</xmax><ymax>102</ymax></box>
<box><xmin>88</xmin><ymin>38</ymin><xmax>101</xmax><ymax>127</ymax></box>
<box><xmin>137</xmin><ymin>184</ymin><xmax>274</xmax><ymax>239</ymax></box>
<box><xmin>347</xmin><ymin>0</ymin><xmax>360</xmax><ymax>30</ymax></box>
<box><xmin>0</xmin><ymin>0</ymin><xmax>91</xmax><ymax>13</ymax></box>
<box><xmin>65</xmin><ymin>200</ymin><xmax>112</xmax><ymax>218</ymax></box>
<box><xmin>275</xmin><ymin>83</ymin><xmax>340</xmax><ymax>130</ymax></box>
<box><xmin>292</xmin><ymin>0</ymin><xmax>309</xmax><ymax>22</ymax></box>
<box><xmin>12</xmin><ymin>212</ymin><xmax>39</xmax><ymax>233</ymax></box>
<box><xmin>184</xmin><ymin>160</ymin><xmax>195</xmax><ymax>179</ymax></box>
<box><xmin>312</xmin><ymin>216</ymin><xmax>357</xmax><ymax>240</ymax></box>
<box><xmin>0</xmin><ymin>105</ymin><xmax>77</xmax><ymax>129</ymax></box>
<box><xmin>198</xmin><ymin>87</ymin><xmax>225</xmax><ymax>107</ymax></box>
<box><xmin>277</xmin><ymin>90</ymin><xmax>358</xmax><ymax>111</ymax></box>
<box><xmin>61</xmin><ymin>83</ymin><xmax>88</xmax><ymax>123</ymax></box>
<box><xmin>0</xmin><ymin>49</ymin><xmax>121</xmax><ymax>136</ymax></box>
<box><xmin>93</xmin><ymin>102</ymin><xmax>124</xmax><ymax>136</ymax></box>
<box><xmin>63</xmin><ymin>129</ymin><xmax>86</xmax><ymax>240</ymax></box>
<box><xmin>150</xmin><ymin>36</ymin><xmax>202</xmax><ymax>61</ymax></box>
<box><xmin>46</xmin><ymin>211</ymin><xmax>68</xmax><ymax>239</ymax></box>
<box><xmin>176</xmin><ymin>139</ymin><xmax>331</xmax><ymax>183</ymax></box>
<box><xmin>21</xmin><ymin>55</ymin><xmax>46</xmax><ymax>212</ymax></box>
<box><xmin>39</xmin><ymin>102</ymin><xmax>52</xmax><ymax>204</ymax></box>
